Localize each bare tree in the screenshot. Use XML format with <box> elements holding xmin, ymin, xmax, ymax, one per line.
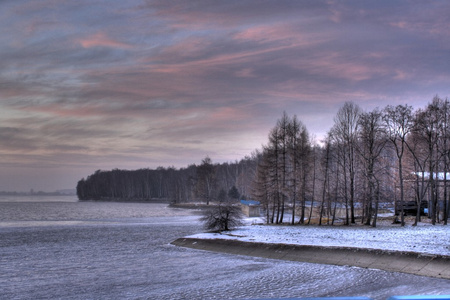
<box><xmin>290</xmin><ymin>116</ymin><xmax>311</xmax><ymax>224</ymax></box>
<box><xmin>383</xmin><ymin>104</ymin><xmax>414</xmax><ymax>226</ymax></box>
<box><xmin>413</xmin><ymin>97</ymin><xmax>445</xmax><ymax>225</ymax></box>
<box><xmin>278</xmin><ymin>112</ymin><xmax>290</xmax><ymax>223</ymax></box>
<box><xmin>407</xmin><ymin>128</ymin><xmax>431</xmax><ymax>225</ymax></box>
<box><xmin>253</xmin><ymin>112</ymin><xmax>311</xmax><ymax>225</ymax></box>
<box><xmin>331</xmin><ymin>102</ymin><xmax>361</xmax><ymax>224</ymax></box>
<box><xmin>441</xmin><ymin>98</ymin><xmax>450</xmax><ymax>225</ymax></box>
<box><xmin>252</xmin><ymin>150</ymin><xmax>275</xmax><ymax>224</ymax></box>
<box><xmin>307</xmin><ymin>143</ymin><xmax>318</xmax><ymax>225</ymax></box>
<box><xmin>267</xmin><ymin>126</ymin><xmax>283</xmax><ymax>223</ymax></box>
<box><xmin>357</xmin><ymin>108</ymin><xmax>387</xmax><ymax>227</ymax></box>
<box><xmin>316</xmin><ymin>132</ymin><xmax>343</xmax><ymax>226</ymax></box>
<box><xmin>287</xmin><ymin>115</ymin><xmax>300</xmax><ymax>225</ymax></box>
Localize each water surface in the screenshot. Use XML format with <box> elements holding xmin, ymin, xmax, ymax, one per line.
<box><xmin>1</xmin><ymin>198</ymin><xmax>449</xmax><ymax>299</ymax></box>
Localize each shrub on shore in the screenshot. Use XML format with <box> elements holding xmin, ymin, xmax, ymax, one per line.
<box><xmin>200</xmin><ymin>203</ymin><xmax>244</xmax><ymax>231</ymax></box>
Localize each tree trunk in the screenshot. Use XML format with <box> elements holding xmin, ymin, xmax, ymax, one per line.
<box><xmin>372</xmin><ymin>184</ymin><xmax>380</xmax><ymax>227</ymax></box>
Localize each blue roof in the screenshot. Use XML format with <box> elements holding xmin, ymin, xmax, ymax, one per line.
<box><xmin>240</xmin><ymin>200</ymin><xmax>260</xmax><ymax>206</ymax></box>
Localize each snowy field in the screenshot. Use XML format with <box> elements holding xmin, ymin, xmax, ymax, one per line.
<box><xmin>188</xmin><ymin>217</ymin><xmax>450</xmax><ymax>256</ymax></box>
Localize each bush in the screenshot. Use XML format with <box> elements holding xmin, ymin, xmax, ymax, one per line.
<box><xmin>200</xmin><ymin>203</ymin><xmax>244</xmax><ymax>231</ymax></box>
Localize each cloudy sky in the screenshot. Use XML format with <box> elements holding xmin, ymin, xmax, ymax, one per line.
<box><xmin>1</xmin><ymin>0</ymin><xmax>450</xmax><ymax>192</ymax></box>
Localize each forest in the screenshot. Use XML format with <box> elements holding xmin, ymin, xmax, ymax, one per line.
<box><xmin>77</xmin><ymin>96</ymin><xmax>450</xmax><ymax>227</ymax></box>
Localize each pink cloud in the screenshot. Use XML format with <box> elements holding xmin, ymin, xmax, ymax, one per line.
<box><xmin>234</xmin><ymin>24</ymin><xmax>283</xmax><ymax>43</ymax></box>
<box><xmin>149</xmin><ymin>39</ymin><xmax>304</xmax><ymax>75</ymax></box>
<box><xmin>235</xmin><ymin>68</ymin><xmax>255</xmax><ymax>78</ymax></box>
<box><xmin>158</xmin><ymin>36</ymin><xmax>211</xmax><ymax>61</ymax></box>
<box><xmin>390</xmin><ymin>21</ymin><xmax>408</xmax><ymax>29</ymax></box>
<box><xmin>305</xmin><ymin>53</ymin><xmax>385</xmax><ymax>82</ymax></box>
<box><xmin>145</xmin><ymin>21</ymin><xmax>329</xmax><ymax>76</ymax></box>
<box><xmin>79</xmin><ymin>32</ymin><xmax>132</xmax><ymax>49</ymax></box>
<box><xmin>20</xmin><ymin>102</ymin><xmax>107</xmax><ymax>118</ymax></box>
<box><xmin>233</xmin><ymin>23</ymin><xmax>324</xmax><ymax>47</ymax></box>
<box><xmin>210</xmin><ymin>106</ymin><xmax>248</xmax><ymax>123</ymax></box>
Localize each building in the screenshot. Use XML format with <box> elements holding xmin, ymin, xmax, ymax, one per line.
<box><xmin>240</xmin><ymin>200</ymin><xmax>261</xmax><ymax>217</ymax></box>
<box><xmin>404</xmin><ymin>172</ymin><xmax>450</xmax><ymax>219</ymax></box>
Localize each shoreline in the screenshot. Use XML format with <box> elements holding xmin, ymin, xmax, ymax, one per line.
<box><xmin>171</xmin><ymin>237</ymin><xmax>450</xmax><ymax>280</ymax></box>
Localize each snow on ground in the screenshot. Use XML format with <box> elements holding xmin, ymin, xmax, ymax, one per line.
<box><xmin>188</xmin><ymin>217</ymin><xmax>450</xmax><ymax>256</ymax></box>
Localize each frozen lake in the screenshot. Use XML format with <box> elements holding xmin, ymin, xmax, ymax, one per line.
<box><xmin>1</xmin><ymin>198</ymin><xmax>449</xmax><ymax>299</ymax></box>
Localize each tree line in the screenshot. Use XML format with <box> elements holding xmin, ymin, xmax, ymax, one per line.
<box><xmin>77</xmin><ymin>96</ymin><xmax>450</xmax><ymax>226</ymax></box>
<box><xmin>76</xmin><ymin>157</ymin><xmax>256</xmax><ymax>204</ymax></box>
<box><xmin>253</xmin><ymin>96</ymin><xmax>449</xmax><ymax>227</ymax></box>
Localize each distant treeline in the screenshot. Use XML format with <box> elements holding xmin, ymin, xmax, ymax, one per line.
<box><xmin>76</xmin><ymin>157</ymin><xmax>257</xmax><ymax>203</ymax></box>
<box><xmin>0</xmin><ymin>190</ymin><xmax>75</xmax><ymax>196</ymax></box>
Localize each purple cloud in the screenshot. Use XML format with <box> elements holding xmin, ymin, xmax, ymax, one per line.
<box><xmin>0</xmin><ymin>0</ymin><xmax>449</xmax><ymax>191</ymax></box>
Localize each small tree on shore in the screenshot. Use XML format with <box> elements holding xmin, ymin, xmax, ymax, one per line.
<box><xmin>200</xmin><ymin>203</ymin><xmax>244</xmax><ymax>231</ymax></box>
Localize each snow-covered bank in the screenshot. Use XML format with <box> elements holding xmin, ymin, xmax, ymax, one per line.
<box><xmin>188</xmin><ymin>218</ymin><xmax>450</xmax><ymax>256</ymax></box>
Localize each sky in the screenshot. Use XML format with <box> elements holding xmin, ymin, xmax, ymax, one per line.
<box><xmin>1</xmin><ymin>0</ymin><xmax>450</xmax><ymax>192</ymax></box>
